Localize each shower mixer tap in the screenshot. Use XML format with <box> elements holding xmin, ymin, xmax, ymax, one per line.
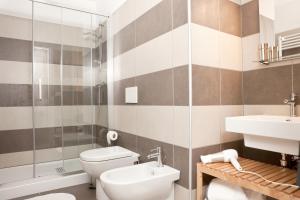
<box><xmin>284</xmin><ymin>93</ymin><xmax>297</xmax><ymax>117</ymax></box>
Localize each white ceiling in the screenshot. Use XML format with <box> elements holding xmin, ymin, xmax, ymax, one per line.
<box><xmin>0</xmin><ymin>0</ymin><xmax>126</xmax><ymax>28</ymax></box>
<box><xmin>38</xmin><ymin>0</ymin><xmax>127</xmax><ymax>16</ymax></box>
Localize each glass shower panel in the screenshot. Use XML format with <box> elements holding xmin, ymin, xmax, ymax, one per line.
<box><xmin>61</xmin><ymin>8</ymin><xmax>95</xmax><ymax>173</ymax></box>
<box><xmin>33</xmin><ymin>2</ymin><xmax>64</xmax><ymax>177</ymax></box>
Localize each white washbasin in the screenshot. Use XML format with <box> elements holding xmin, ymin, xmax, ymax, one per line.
<box><xmin>226</xmin><ymin>115</ymin><xmax>300</xmax><ymax>155</ymax></box>
<box><xmin>100</xmin><ymin>161</ymin><xmax>180</xmax><ymax>200</ymax></box>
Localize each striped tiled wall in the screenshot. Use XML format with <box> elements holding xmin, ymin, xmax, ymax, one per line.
<box><xmin>0</xmin><ymin>14</ymin><xmax>108</xmax><ymax>169</ymax></box>
<box><xmin>190</xmin><ymin>0</ymin><xmax>244</xmax><ymax>191</ymax></box>
<box><xmin>242</xmin><ymin>0</ymin><xmax>300</xmax><ymax>164</ymax></box>
<box><xmin>109</xmin><ymin>0</ymin><xmax>190</xmax><ymax>198</ymax></box>
<box><xmin>111</xmin><ymin>0</ymin><xmax>299</xmax><ymax>199</ymax></box>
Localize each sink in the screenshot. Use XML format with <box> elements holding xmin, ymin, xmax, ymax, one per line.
<box><xmin>100</xmin><ymin>161</ymin><xmax>180</xmax><ymax>200</ymax></box>
<box><xmin>226</xmin><ymin>115</ymin><xmax>300</xmax><ymax>155</ymax></box>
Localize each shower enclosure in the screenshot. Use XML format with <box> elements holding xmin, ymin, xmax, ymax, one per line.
<box><xmin>0</xmin><ymin>0</ymin><xmax>108</xmax><ymax>186</ymax></box>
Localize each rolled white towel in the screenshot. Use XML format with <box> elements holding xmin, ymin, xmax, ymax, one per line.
<box><xmin>206</xmin><ymin>178</ymin><xmax>266</xmax><ymax>200</ymax></box>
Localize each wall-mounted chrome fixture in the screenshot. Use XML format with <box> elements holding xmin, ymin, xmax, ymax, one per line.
<box><xmin>283</xmin><ymin>93</ymin><xmax>297</xmax><ymax>117</ymax></box>
<box><xmin>147</xmin><ymin>147</ymin><xmax>163</xmax><ymax>167</ymax></box>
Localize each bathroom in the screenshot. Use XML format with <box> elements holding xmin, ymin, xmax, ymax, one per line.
<box><xmin>0</xmin><ymin>0</ymin><xmax>299</xmax><ymax>199</ymax></box>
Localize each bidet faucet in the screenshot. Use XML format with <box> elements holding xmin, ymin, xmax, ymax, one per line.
<box><xmin>147</xmin><ymin>147</ymin><xmax>163</xmax><ymax>167</ymax></box>
<box><xmin>284</xmin><ymin>93</ymin><xmax>297</xmax><ymax>117</ymax></box>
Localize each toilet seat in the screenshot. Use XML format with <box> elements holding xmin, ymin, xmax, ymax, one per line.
<box><xmin>26</xmin><ymin>193</ymin><xmax>76</xmax><ymax>200</ymax></box>
<box><xmin>80</xmin><ymin>146</ymin><xmax>134</xmax><ymax>162</ymax></box>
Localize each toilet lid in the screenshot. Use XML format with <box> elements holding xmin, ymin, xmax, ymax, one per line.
<box><xmin>80</xmin><ymin>146</ymin><xmax>133</xmax><ymax>162</ymax></box>
<box><xmin>26</xmin><ymin>193</ymin><xmax>76</xmax><ymax>200</ymax></box>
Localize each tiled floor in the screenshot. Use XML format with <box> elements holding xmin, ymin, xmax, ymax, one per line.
<box><xmin>12</xmin><ymin>184</ymin><xmax>96</xmax><ymax>200</ymax></box>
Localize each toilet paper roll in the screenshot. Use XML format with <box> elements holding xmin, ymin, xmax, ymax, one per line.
<box><xmin>107</xmin><ymin>131</ymin><xmax>118</xmax><ymax>145</ymax></box>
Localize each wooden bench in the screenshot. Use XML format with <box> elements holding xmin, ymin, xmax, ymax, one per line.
<box><xmin>197</xmin><ymin>157</ymin><xmax>300</xmax><ymax>200</ymax></box>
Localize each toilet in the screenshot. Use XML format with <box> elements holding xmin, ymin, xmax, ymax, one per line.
<box><xmin>26</xmin><ymin>193</ymin><xmax>76</xmax><ymax>200</ymax></box>
<box><xmin>80</xmin><ymin>146</ymin><xmax>139</xmax><ymax>200</ymax></box>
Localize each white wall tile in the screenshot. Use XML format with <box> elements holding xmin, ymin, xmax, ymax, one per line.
<box><xmin>173</xmin><ymin>24</ymin><xmax>189</xmax><ymax>67</ymax></box>
<box><xmin>219</xmin><ymin>105</ymin><xmax>244</xmax><ymax>143</ymax></box>
<box><xmin>241</xmin><ymin>0</ymin><xmax>254</xmax><ymax>5</ymax></box>
<box><xmin>0</xmin><ymin>14</ymin><xmax>31</xmax><ymax>40</ymax></box>
<box><xmin>192</xmin><ymin>106</ymin><xmax>221</xmax><ymax>148</ymax></box>
<box><xmin>244</xmin><ymin>105</ymin><xmax>290</xmax><ymax>116</ymax></box>
<box><xmin>111</xmin><ymin>105</ymin><xmax>137</xmax><ymax>134</ymax></box>
<box><xmin>34</xmin><ymin>106</ymin><xmax>62</xmax><ymax>128</ymax></box>
<box><xmin>33</xmin><ymin>63</ymin><xmax>94</xmax><ymax>86</ymax></box>
<box><xmin>175</xmin><ymin>184</ymin><xmax>190</xmax><ymax>200</ymax></box>
<box><xmin>219</xmin><ymin>32</ymin><xmax>242</xmax><ymax>71</ymax></box>
<box><xmin>230</xmin><ymin>0</ymin><xmax>242</xmax><ymax>5</ymax></box>
<box><xmin>95</xmin><ymin>105</ymin><xmax>108</xmax><ymax>127</ymax></box>
<box><xmin>0</xmin><ymin>151</ymin><xmax>33</xmax><ymax>169</ymax></box>
<box><xmin>242</xmin><ymin>33</ymin><xmax>261</xmax><ymax>71</ymax></box>
<box><xmin>135</xmin><ymin>31</ymin><xmax>173</xmax><ymax>76</ymax></box>
<box><xmin>0</xmin><ymin>61</ymin><xmax>32</xmax><ymax>84</ymax></box>
<box><xmin>111</xmin><ymin>0</ymin><xmax>163</xmax><ymax>36</ymax></box>
<box><xmin>136</xmin><ymin>106</ymin><xmax>174</xmax><ymax>144</ymax></box>
<box><xmin>34</xmin><ymin>106</ymin><xmax>95</xmax><ymax>128</ymax></box>
<box><xmin>135</xmin><ymin>0</ymin><xmax>163</xmax><ymax>20</ymax></box>
<box><xmin>35</xmin><ymin>147</ymin><xmax>63</xmax><ymax>164</ymax></box>
<box><xmin>113</xmin><ymin>48</ymin><xmax>136</xmax><ymax>81</ymax></box>
<box><xmin>173</xmin><ymin>106</ymin><xmax>190</xmax><ymax>148</ymax></box>
<box><xmin>111</xmin><ymin>0</ymin><xmax>136</xmax><ymax>35</ymax></box>
<box><xmin>191</xmin><ymin>24</ymin><xmax>220</xmax><ymax>68</ymax></box>
<box><xmin>34</xmin><ymin>63</ymin><xmax>61</xmax><ymax>86</ymax></box>
<box><xmin>0</xmin><ymin>107</ymin><xmax>33</xmax><ymax>130</ymax></box>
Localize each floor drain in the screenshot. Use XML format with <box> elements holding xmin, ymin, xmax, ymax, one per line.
<box><xmin>56</xmin><ymin>167</ymin><xmax>65</xmax><ymax>174</ymax></box>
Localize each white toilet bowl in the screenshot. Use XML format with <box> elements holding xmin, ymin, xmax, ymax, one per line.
<box><xmin>80</xmin><ymin>146</ymin><xmax>139</xmax><ymax>200</ymax></box>
<box><xmin>26</xmin><ymin>193</ymin><xmax>76</xmax><ymax>200</ymax></box>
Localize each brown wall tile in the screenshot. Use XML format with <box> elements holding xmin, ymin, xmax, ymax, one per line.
<box><xmin>191</xmin><ymin>0</ymin><xmax>219</xmax><ymax>30</ymax></box>
<box><xmin>0</xmin><ymin>37</ymin><xmax>32</xmax><ymax>62</ymax></box>
<box><xmin>113</xmin><ymin>78</ymin><xmax>136</xmax><ymax>105</ymax></box>
<box><xmin>220</xmin><ymin>140</ymin><xmax>244</xmax><ymax>155</ymax></box>
<box><xmin>0</xmin><ymin>129</ymin><xmax>33</xmax><ymax>154</ymax></box>
<box><xmin>243</xmin><ymin>146</ymin><xmax>282</xmax><ymax>166</ymax></box>
<box><xmin>35</xmin><ymin>127</ymin><xmax>62</xmax><ymax>149</ymax></box>
<box><xmin>113</xmin><ymin>22</ymin><xmax>136</xmax><ymax>56</ymax></box>
<box><xmin>243</xmin><ymin>65</ymin><xmax>292</xmax><ymax>104</ymax></box>
<box><xmin>174</xmin><ymin>65</ymin><xmax>189</xmax><ymax>106</ymax></box>
<box><xmin>173</xmin><ymin>0</ymin><xmax>188</xmax><ymax>29</ymax></box>
<box><xmin>135</xmin><ymin>0</ymin><xmax>172</xmax><ymax>46</ymax></box>
<box><xmin>193</xmin><ymin>65</ymin><xmax>220</xmax><ymax>105</ymax></box>
<box><xmin>95</xmin><ymin>125</ymin><xmax>108</xmax><ymax>147</ymax></box>
<box><xmin>241</xmin><ymin>0</ymin><xmax>259</xmax><ymax>37</ymax></box>
<box><xmin>33</xmin><ymin>85</ymin><xmax>61</xmax><ymax>106</ymax></box>
<box><xmin>220</xmin><ymin>0</ymin><xmax>241</xmax><ymax>37</ymax></box>
<box><xmin>63</xmin><ymin>86</ymin><xmax>93</xmax><ymax>105</ymax></box>
<box><xmin>136</xmin><ymin>136</ymin><xmax>173</xmax><ymax>167</ymax></box>
<box><xmin>221</xmin><ymin>69</ymin><xmax>243</xmax><ymax>105</ymax></box>
<box><xmin>136</xmin><ymin>69</ymin><xmax>173</xmax><ymax>105</ymax></box>
<box><xmin>0</xmin><ymin>84</ymin><xmax>32</xmax><ymax>107</ymax></box>
<box><xmin>192</xmin><ymin>144</ymin><xmax>221</xmax><ymax>188</ymax></box>
<box><xmin>115</xmin><ymin>131</ymin><xmax>137</xmax><ymax>153</ymax></box>
<box><xmin>94</xmin><ymin>84</ymin><xmax>108</xmax><ymax>105</ymax></box>
<box><xmin>174</xmin><ymin>146</ymin><xmax>189</xmax><ymax>189</ymax></box>
<box><xmin>293</xmin><ymin>64</ymin><xmax>300</xmax><ymax>105</ymax></box>
<box><xmin>63</xmin><ymin>125</ymin><xmax>94</xmax><ymax>146</ymax></box>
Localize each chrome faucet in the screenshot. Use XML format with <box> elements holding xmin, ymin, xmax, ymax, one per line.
<box><xmin>147</xmin><ymin>147</ymin><xmax>163</xmax><ymax>167</ymax></box>
<box><xmin>284</xmin><ymin>93</ymin><xmax>297</xmax><ymax>117</ymax></box>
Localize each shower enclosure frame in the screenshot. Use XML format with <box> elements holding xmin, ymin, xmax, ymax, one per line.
<box><xmin>30</xmin><ymin>0</ymin><xmax>109</xmax><ymax>179</ymax></box>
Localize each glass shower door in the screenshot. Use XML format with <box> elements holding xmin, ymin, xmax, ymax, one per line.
<box><xmin>60</xmin><ymin>8</ymin><xmax>95</xmax><ymax>173</ymax></box>
<box><xmin>32</xmin><ymin>2</ymin><xmax>64</xmax><ymax>177</ymax></box>
<box><xmin>32</xmin><ymin>2</ymin><xmax>106</xmax><ymax>176</ymax></box>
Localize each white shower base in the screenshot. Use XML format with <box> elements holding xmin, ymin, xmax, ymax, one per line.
<box><xmin>0</xmin><ymin>158</ymin><xmax>90</xmax><ymax>200</ymax></box>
